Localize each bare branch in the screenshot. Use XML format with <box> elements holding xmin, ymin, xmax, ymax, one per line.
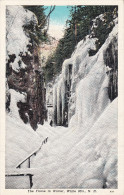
<box><xmin>38</xmin><ymin>5</ymin><xmax>55</xmax><ymax>28</ymax></box>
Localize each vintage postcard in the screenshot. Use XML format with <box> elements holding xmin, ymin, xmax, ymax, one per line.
<box><xmin>0</xmin><ymin>0</ymin><xmax>124</xmax><ymax>194</ymax></box>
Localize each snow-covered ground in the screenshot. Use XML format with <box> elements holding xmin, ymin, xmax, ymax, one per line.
<box><xmin>31</xmin><ymin>98</ymin><xmax>117</xmax><ymax>189</ymax></box>
<box><xmin>6</xmin><ymin>89</ymin><xmax>43</xmax><ymax>169</ymax></box>
<box><xmin>6</xmin><ymin>97</ymin><xmax>118</xmax><ymax>188</ymax></box>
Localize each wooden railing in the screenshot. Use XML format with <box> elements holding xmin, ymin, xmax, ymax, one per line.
<box><xmin>6</xmin><ymin>137</ymin><xmax>48</xmax><ymax>189</ymax></box>
<box><xmin>16</xmin><ymin>137</ymin><xmax>48</xmax><ymax>168</ymax></box>
<box><xmin>5</xmin><ymin>172</ymin><xmax>33</xmax><ymax>189</ymax></box>
<box><xmin>5</xmin><ymin>168</ymin><xmax>35</xmax><ymax>189</ymax></box>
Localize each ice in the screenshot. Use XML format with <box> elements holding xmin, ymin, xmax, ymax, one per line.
<box><xmin>5</xmin><ymin>7</ymin><xmax>118</xmax><ymax>189</ymax></box>
<box><xmin>52</xmin><ymin>21</ymin><xmax>118</xmax><ymax>128</ymax></box>
<box><xmin>6</xmin><ymin>6</ymin><xmax>37</xmax><ymax>72</ymax></box>
<box><xmin>31</xmin><ymin>19</ymin><xmax>118</xmax><ymax>189</ymax></box>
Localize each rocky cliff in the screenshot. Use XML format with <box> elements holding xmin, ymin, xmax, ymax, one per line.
<box><xmin>6</xmin><ymin>5</ymin><xmax>47</xmax><ymax>130</ymax></box>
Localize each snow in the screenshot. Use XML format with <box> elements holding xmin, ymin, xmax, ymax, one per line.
<box><xmin>6</xmin><ymin>89</ymin><xmax>42</xmax><ymax>168</ymax></box>
<box><xmin>5</xmin><ymin>7</ymin><xmax>118</xmax><ymax>189</ymax></box>
<box><xmin>6</xmin><ymin>5</ymin><xmax>37</xmax><ymax>72</ymax></box>
<box><xmin>53</xmin><ymin>20</ymin><xmax>118</xmax><ymax>129</ymax></box>
<box><xmin>30</xmin><ymin>18</ymin><xmax>118</xmax><ymax>189</ymax></box>
<box><xmin>6</xmin><ymin>7</ymin><xmax>43</xmax><ymax>170</ymax></box>
<box><xmin>31</xmin><ymin>98</ymin><xmax>117</xmax><ymax>189</ymax></box>
<box><xmin>6</xmin><ymin>114</ymin><xmax>42</xmax><ymax>168</ymax></box>
<box><xmin>9</xmin><ymin>89</ymin><xmax>26</xmax><ymax>120</ymax></box>
<box><xmin>91</xmin><ymin>14</ymin><xmax>105</xmax><ymax>31</ymax></box>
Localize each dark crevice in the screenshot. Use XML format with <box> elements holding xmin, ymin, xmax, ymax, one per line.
<box><xmin>104</xmin><ymin>37</ymin><xmax>118</xmax><ymax>101</ymax></box>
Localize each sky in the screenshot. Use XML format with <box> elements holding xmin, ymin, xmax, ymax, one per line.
<box><xmin>44</xmin><ymin>6</ymin><xmax>70</xmax><ymax>39</ymax></box>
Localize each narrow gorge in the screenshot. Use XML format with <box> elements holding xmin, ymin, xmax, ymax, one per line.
<box><xmin>5</xmin><ymin>5</ymin><xmax>118</xmax><ymax>189</ymax></box>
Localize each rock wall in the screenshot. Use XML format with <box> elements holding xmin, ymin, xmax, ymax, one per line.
<box><xmin>6</xmin><ymin>6</ymin><xmax>47</xmax><ymax>130</ymax></box>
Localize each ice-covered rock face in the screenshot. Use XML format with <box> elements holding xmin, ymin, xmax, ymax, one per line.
<box><xmin>6</xmin><ymin>5</ymin><xmax>37</xmax><ymax>72</ymax></box>
<box><xmin>6</xmin><ymin>6</ymin><xmax>47</xmax><ymax>130</ymax></box>
<box><xmin>53</xmin><ymin>18</ymin><xmax>118</xmax><ymax>129</ymax></box>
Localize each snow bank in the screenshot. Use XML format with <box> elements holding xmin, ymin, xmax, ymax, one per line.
<box><xmin>32</xmin><ymin>98</ymin><xmax>117</xmax><ymax>189</ymax></box>
<box><xmin>6</xmin><ymin>114</ymin><xmax>42</xmax><ymax>168</ymax></box>
<box><xmin>67</xmin><ymin>98</ymin><xmax>118</xmax><ymax>189</ymax></box>
<box><xmin>6</xmin><ymin>89</ymin><xmax>42</xmax><ymax>168</ymax></box>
